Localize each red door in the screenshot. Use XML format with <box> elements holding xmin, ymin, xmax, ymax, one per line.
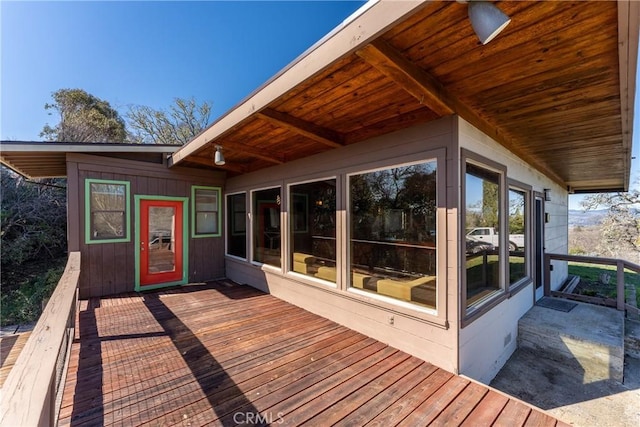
<box><xmin>140</xmin><ymin>199</ymin><xmax>184</xmax><ymax>287</ymax></box>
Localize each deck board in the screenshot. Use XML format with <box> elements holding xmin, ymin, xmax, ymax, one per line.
<box><xmin>0</xmin><ymin>331</ymin><xmax>32</xmax><ymax>388</ymax></box>
<box><xmin>59</xmin><ymin>281</ymin><xmax>564</xmax><ymax>426</ymax></box>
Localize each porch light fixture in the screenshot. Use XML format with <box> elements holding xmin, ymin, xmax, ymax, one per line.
<box><xmin>544</xmin><ymin>188</ymin><xmax>551</xmax><ymax>201</ymax></box>
<box><xmin>214</xmin><ymin>145</ymin><xmax>225</xmax><ymax>166</ymax></box>
<box><xmin>463</xmin><ymin>1</ymin><xmax>511</xmax><ymax>45</ymax></box>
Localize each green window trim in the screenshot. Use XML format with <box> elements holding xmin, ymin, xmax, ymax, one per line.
<box><xmin>191</xmin><ymin>186</ymin><xmax>222</xmax><ymax>238</ymax></box>
<box><xmin>85</xmin><ymin>178</ymin><xmax>131</xmax><ymax>245</ymax></box>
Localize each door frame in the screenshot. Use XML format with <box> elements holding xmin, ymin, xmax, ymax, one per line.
<box><xmin>135</xmin><ymin>195</ymin><xmax>189</xmax><ymax>292</ymax></box>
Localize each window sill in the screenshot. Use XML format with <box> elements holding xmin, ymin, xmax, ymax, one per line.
<box><xmin>462</xmin><ymin>291</ymin><xmax>508</xmax><ymax>328</ymax></box>
<box><xmin>508</xmin><ymin>278</ymin><xmax>532</xmax><ymax>298</ymax></box>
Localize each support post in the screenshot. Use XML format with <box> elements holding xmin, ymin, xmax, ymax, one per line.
<box><xmin>544</xmin><ymin>254</ymin><xmax>551</xmax><ymax>297</ymax></box>
<box><xmin>617</xmin><ymin>260</ymin><xmax>625</xmax><ymax>311</ymax></box>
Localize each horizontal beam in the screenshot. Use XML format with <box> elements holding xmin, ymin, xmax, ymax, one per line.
<box><xmin>257</xmin><ymin>108</ymin><xmax>344</xmax><ymax>148</ymax></box>
<box><xmin>0</xmin><ymin>141</ymin><xmax>180</xmax><ymax>153</ymax></box>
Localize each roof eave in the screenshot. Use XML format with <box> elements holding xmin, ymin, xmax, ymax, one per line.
<box><xmin>170</xmin><ymin>0</ymin><xmax>430</xmax><ymax>167</ymax></box>
<box><xmin>618</xmin><ymin>0</ymin><xmax>639</xmax><ymax>192</ymax></box>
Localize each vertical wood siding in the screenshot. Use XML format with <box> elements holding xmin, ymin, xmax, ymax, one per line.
<box><xmin>67</xmin><ymin>153</ymin><xmax>225</xmax><ymax>298</ymax></box>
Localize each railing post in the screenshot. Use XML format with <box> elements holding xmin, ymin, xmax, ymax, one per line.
<box><xmin>0</xmin><ymin>252</ymin><xmax>81</xmax><ymax>427</ymax></box>
<box><xmin>617</xmin><ymin>260</ymin><xmax>625</xmax><ymax>311</ymax></box>
<box><xmin>544</xmin><ymin>254</ymin><xmax>551</xmax><ymax>297</ymax></box>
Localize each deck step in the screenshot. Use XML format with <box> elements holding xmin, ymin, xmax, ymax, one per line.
<box><xmin>518</xmin><ymin>298</ymin><xmax>625</xmax><ymax>383</ymax></box>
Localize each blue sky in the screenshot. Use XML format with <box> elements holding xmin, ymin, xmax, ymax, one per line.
<box><xmin>1</xmin><ymin>1</ymin><xmax>637</xmax><ymax>209</ymax></box>
<box><xmin>1</xmin><ymin>0</ymin><xmax>363</xmax><ymax>140</ymax></box>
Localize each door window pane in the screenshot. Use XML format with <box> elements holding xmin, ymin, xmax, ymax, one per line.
<box><xmin>465</xmin><ymin>163</ymin><xmax>502</xmax><ymax>308</ymax></box>
<box><xmin>148</xmin><ymin>206</ymin><xmax>176</xmax><ymax>273</ymax></box>
<box><xmin>349</xmin><ymin>162</ymin><xmax>437</xmax><ymax>309</ymax></box>
<box><xmin>289</xmin><ymin>179</ymin><xmax>336</xmax><ymax>281</ymax></box>
<box><xmin>252</xmin><ymin>188</ymin><xmax>281</xmax><ymax>267</ymax></box>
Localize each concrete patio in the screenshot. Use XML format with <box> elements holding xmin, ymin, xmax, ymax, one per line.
<box><xmin>490</xmin><ymin>299</ymin><xmax>640</xmax><ymax>427</ymax></box>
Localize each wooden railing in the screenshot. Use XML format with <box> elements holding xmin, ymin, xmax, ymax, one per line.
<box><xmin>0</xmin><ymin>252</ymin><xmax>81</xmax><ymax>427</ymax></box>
<box><xmin>544</xmin><ymin>253</ymin><xmax>640</xmax><ymax>311</ymax></box>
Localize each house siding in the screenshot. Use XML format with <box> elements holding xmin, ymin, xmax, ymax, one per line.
<box><xmin>457</xmin><ymin>117</ymin><xmax>569</xmax><ymax>383</ymax></box>
<box><xmin>67</xmin><ymin>153</ymin><xmax>226</xmax><ymax>298</ymax></box>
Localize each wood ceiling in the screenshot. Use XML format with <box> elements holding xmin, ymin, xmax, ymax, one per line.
<box><xmin>173</xmin><ymin>1</ymin><xmax>637</xmax><ymax>192</ymax></box>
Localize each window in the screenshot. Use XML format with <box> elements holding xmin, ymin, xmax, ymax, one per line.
<box><xmin>252</xmin><ymin>187</ymin><xmax>281</xmax><ymax>267</ymax></box>
<box><xmin>289</xmin><ymin>179</ymin><xmax>336</xmax><ymax>282</ymax></box>
<box><xmin>348</xmin><ymin>161</ymin><xmax>437</xmax><ymax>309</ymax></box>
<box><xmin>464</xmin><ymin>161</ymin><xmax>503</xmax><ymax>309</ymax></box>
<box><xmin>85</xmin><ymin>179</ymin><xmax>130</xmax><ymax>244</ymax></box>
<box><xmin>191</xmin><ymin>186</ymin><xmax>221</xmax><ymax>237</ymax></box>
<box><xmin>227</xmin><ymin>193</ymin><xmax>247</xmax><ymax>259</ymax></box>
<box><xmin>508</xmin><ymin>187</ymin><xmax>529</xmax><ymax>287</ymax></box>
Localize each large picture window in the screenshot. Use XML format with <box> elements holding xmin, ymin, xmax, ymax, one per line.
<box><xmin>348</xmin><ymin>161</ymin><xmax>437</xmax><ymax>309</ymax></box>
<box><xmin>289</xmin><ymin>179</ymin><xmax>337</xmax><ymax>282</ymax></box>
<box><xmin>227</xmin><ymin>193</ymin><xmax>247</xmax><ymax>259</ymax></box>
<box><xmin>85</xmin><ymin>179</ymin><xmax>130</xmax><ymax>244</ymax></box>
<box><xmin>464</xmin><ymin>161</ymin><xmax>503</xmax><ymax>309</ymax></box>
<box><xmin>252</xmin><ymin>187</ymin><xmax>281</xmax><ymax>267</ymax></box>
<box><xmin>191</xmin><ymin>186</ymin><xmax>221</xmax><ymax>237</ymax></box>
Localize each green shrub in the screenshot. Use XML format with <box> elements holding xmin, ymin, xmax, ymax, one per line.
<box><xmin>1</xmin><ymin>264</ymin><xmax>64</xmax><ymax>326</ymax></box>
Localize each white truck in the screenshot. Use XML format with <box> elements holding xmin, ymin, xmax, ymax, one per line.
<box><xmin>466</xmin><ymin>227</ymin><xmax>524</xmax><ymax>251</ymax></box>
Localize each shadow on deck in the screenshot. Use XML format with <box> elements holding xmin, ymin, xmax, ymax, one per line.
<box><xmin>59</xmin><ymin>281</ymin><xmax>566</xmax><ymax>426</ymax></box>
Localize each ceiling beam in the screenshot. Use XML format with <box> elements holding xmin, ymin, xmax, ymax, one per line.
<box><xmin>357</xmin><ymin>39</ymin><xmax>566</xmax><ymax>187</ymax></box>
<box><xmin>183</xmin><ymin>154</ymin><xmax>247</xmax><ymax>174</ymax></box>
<box><xmin>356</xmin><ymin>39</ymin><xmax>454</xmax><ymax>117</ymax></box>
<box><xmin>257</xmin><ymin>108</ymin><xmax>344</xmax><ymax>148</ymax></box>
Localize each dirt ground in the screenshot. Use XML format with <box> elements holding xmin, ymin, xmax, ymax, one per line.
<box><xmin>573</xmin><ymin>278</ymin><xmax>616</xmax><ymax>301</ymax></box>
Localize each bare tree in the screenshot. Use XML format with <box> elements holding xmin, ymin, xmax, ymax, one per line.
<box><xmin>581</xmin><ymin>183</ymin><xmax>640</xmax><ymax>261</ymax></box>
<box><xmin>127</xmin><ymin>97</ymin><xmax>212</xmax><ymax>145</ymax></box>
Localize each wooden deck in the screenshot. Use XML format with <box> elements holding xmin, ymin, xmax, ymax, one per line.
<box><xmin>0</xmin><ymin>331</ymin><xmax>32</xmax><ymax>388</ymax></box>
<box><xmin>59</xmin><ymin>281</ymin><xmax>567</xmax><ymax>426</ymax></box>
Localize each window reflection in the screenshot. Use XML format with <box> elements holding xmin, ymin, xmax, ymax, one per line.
<box><xmin>349</xmin><ymin>162</ymin><xmax>437</xmax><ymax>309</ymax></box>
<box><xmin>89</xmin><ymin>181</ymin><xmax>127</xmax><ymax>240</ymax></box>
<box><xmin>289</xmin><ymin>179</ymin><xmax>337</xmax><ymax>282</ymax></box>
<box><xmin>252</xmin><ymin>188</ymin><xmax>281</xmax><ymax>267</ymax></box>
<box><xmin>509</xmin><ymin>188</ymin><xmax>527</xmax><ymax>285</ymax></box>
<box><xmin>227</xmin><ymin>193</ymin><xmax>246</xmax><ymax>259</ymax></box>
<box><xmin>465</xmin><ymin>163</ymin><xmax>501</xmax><ymax>308</ymax></box>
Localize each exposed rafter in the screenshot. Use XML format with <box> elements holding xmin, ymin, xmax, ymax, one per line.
<box><xmin>257</xmin><ymin>108</ymin><xmax>344</xmax><ymax>148</ymax></box>
<box><xmin>356</xmin><ymin>39</ymin><xmax>454</xmax><ymax>117</ymax></box>
<box><xmin>356</xmin><ymin>39</ymin><xmax>566</xmax><ymax>187</ymax></box>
